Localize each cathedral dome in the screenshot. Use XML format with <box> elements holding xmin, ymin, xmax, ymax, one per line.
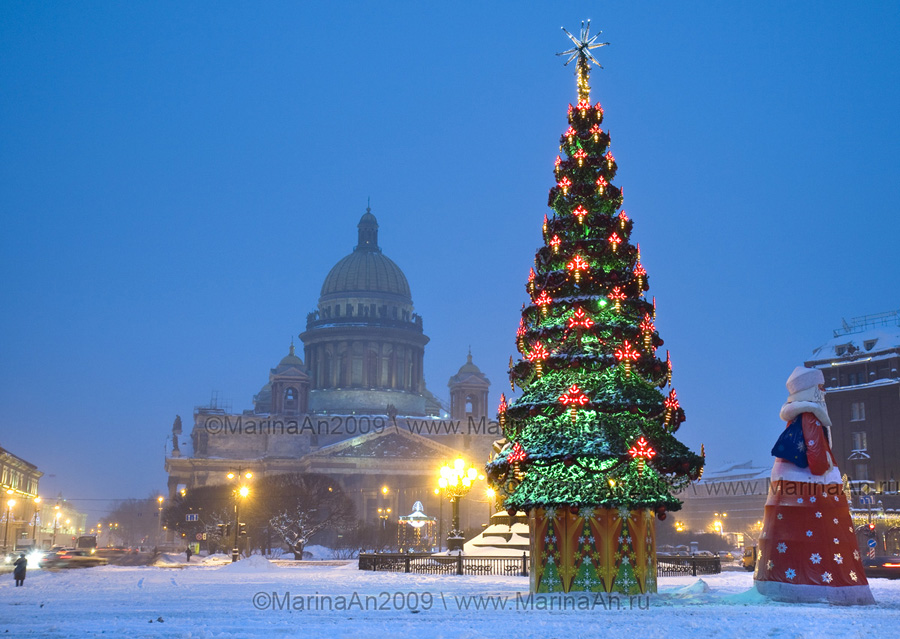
<box><xmin>320</xmin><ymin>210</ymin><xmax>411</xmax><ymax>300</ymax></box>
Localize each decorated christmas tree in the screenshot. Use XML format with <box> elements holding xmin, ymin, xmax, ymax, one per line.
<box><xmin>486</xmin><ymin>22</ymin><xmax>704</xmax><ymax>595</ymax></box>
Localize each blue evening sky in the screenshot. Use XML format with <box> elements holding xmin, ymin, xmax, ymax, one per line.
<box><xmin>1</xmin><ymin>2</ymin><xmax>898</xmax><ymax>520</ymax></box>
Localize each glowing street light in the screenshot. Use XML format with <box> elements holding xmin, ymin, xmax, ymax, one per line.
<box><xmin>437</xmin><ymin>458</ymin><xmax>484</xmax><ymax>552</ymax></box>
<box><xmin>3</xmin><ymin>498</ymin><xmax>16</xmax><ymax>554</ymax></box>
<box><xmin>226</xmin><ymin>468</ymin><xmax>252</xmax><ymax>562</ymax></box>
<box><xmin>31</xmin><ymin>497</ymin><xmax>41</xmax><ymax>545</ymax></box>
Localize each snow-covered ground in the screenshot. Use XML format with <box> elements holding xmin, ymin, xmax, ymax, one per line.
<box><xmin>2</xmin><ymin>558</ymin><xmax>899</xmax><ymax>638</ymax></box>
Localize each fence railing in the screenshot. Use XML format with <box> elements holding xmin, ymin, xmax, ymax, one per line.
<box><xmin>358</xmin><ymin>553</ymin><xmax>722</xmax><ymax>578</ymax></box>
<box><xmin>656</xmin><ymin>555</ymin><xmax>722</xmax><ymax>577</ymax></box>
<box><xmin>358</xmin><ymin>553</ymin><xmax>528</xmax><ymax>576</ymax></box>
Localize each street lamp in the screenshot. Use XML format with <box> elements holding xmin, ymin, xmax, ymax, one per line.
<box><xmin>156</xmin><ymin>496</ymin><xmax>165</xmax><ymax>547</ymax></box>
<box><xmin>433</xmin><ymin>487</ymin><xmax>444</xmax><ymax>552</ymax></box>
<box><xmin>52</xmin><ymin>506</ymin><xmax>61</xmax><ymax>546</ymax></box>
<box><xmin>31</xmin><ymin>497</ymin><xmax>41</xmax><ymax>546</ymax></box>
<box><xmin>437</xmin><ymin>458</ymin><xmax>483</xmax><ymax>552</ymax></box>
<box><xmin>226</xmin><ymin>469</ymin><xmax>252</xmax><ymax>562</ymax></box>
<box><xmin>3</xmin><ymin>498</ymin><xmax>16</xmax><ymax>554</ymax></box>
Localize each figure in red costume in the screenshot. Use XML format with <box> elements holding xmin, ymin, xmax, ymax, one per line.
<box><xmin>754</xmin><ymin>366</ymin><xmax>875</xmax><ymax>604</ymax></box>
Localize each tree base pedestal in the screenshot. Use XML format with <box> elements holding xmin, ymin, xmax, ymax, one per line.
<box><xmin>529</xmin><ymin>507</ymin><xmax>656</xmax><ymax>594</ymax></box>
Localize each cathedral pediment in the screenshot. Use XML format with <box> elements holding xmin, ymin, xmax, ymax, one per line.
<box><xmin>309</xmin><ymin>426</ymin><xmax>461</xmax><ymax>460</ymax></box>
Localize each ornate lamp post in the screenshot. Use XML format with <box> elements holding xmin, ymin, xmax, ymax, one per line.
<box><xmin>156</xmin><ymin>496</ymin><xmax>165</xmax><ymax>547</ymax></box>
<box><xmin>51</xmin><ymin>507</ymin><xmax>60</xmax><ymax>546</ymax></box>
<box><xmin>3</xmin><ymin>498</ymin><xmax>16</xmax><ymax>554</ymax></box>
<box><xmin>31</xmin><ymin>497</ymin><xmax>41</xmax><ymax>547</ymax></box>
<box><xmin>437</xmin><ymin>458</ymin><xmax>483</xmax><ymax>552</ymax></box>
<box><xmin>226</xmin><ymin>468</ymin><xmax>252</xmax><ymax>562</ymax></box>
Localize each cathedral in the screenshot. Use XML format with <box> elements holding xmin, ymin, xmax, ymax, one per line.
<box><xmin>164</xmin><ymin>209</ymin><xmax>497</xmax><ymax>530</ymax></box>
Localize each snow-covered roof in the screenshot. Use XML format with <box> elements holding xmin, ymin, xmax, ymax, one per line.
<box><xmin>696</xmin><ymin>460</ymin><xmax>770</xmax><ymax>483</ymax></box>
<box><xmin>810</xmin><ymin>326</ymin><xmax>900</xmax><ymax>362</ymax></box>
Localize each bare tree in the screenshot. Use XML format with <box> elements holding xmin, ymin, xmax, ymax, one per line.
<box><xmin>259</xmin><ymin>473</ymin><xmax>354</xmax><ymax>560</ymax></box>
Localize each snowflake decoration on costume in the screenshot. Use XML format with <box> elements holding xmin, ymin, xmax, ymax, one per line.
<box><xmin>815</xmin><ymin>512</ymin><xmax>822</xmax><ymax>518</ymax></box>
<box><xmin>822</xmin><ymin>572</ymin><xmax>833</xmax><ymax>584</ymax></box>
<box><xmin>587</xmin><ymin>535</ymin><xmax>595</xmax><ymax>544</ymax></box>
<box><xmin>618</xmin><ymin>535</ymin><xmax>624</xmax><ymax>543</ymax></box>
<box><xmin>621</xmin><ymin>556</ymin><xmax>630</xmax><ymax>565</ymax></box>
<box><xmin>850</xmin><ymin>571</ymin><xmax>858</xmax><ymax>582</ymax></box>
<box><xmin>806</xmin><ymin>530</ymin><xmax>813</xmax><ymax>537</ymax></box>
<box><xmin>833</xmin><ymin>538</ymin><xmax>840</xmax><ymax>545</ymax></box>
<box><xmin>777</xmin><ymin>543</ymin><xmax>787</xmax><ymax>554</ymax></box>
<box><xmin>797</xmin><ymin>498</ymin><xmax>804</xmax><ymax>504</ymax></box>
<box><xmin>834</xmin><ymin>496</ymin><xmax>839</xmax><ymax>501</ymax></box>
<box><xmin>833</xmin><ymin>518</ymin><xmax>839</xmax><ymax>524</ymax></box>
<box><xmin>834</xmin><ymin>553</ymin><xmax>843</xmax><ymax>564</ymax></box>
<box><xmin>767</xmin><ymin>560</ymin><xmax>774</xmax><ymax>570</ymax></box>
<box><xmin>785</xmin><ymin>568</ymin><xmax>796</xmax><ymax>580</ymax></box>
<box><xmin>848</xmin><ymin>526</ymin><xmax>854</xmax><ymax>533</ymax></box>
<box><xmin>777</xmin><ymin>513</ymin><xmax>783</xmax><ymax>520</ymax></box>
<box><xmin>810</xmin><ymin>496</ymin><xmax>816</xmax><ymax>503</ymax></box>
<box><xmin>854</xmin><ymin>550</ymin><xmax>860</xmax><ymax>560</ymax></box>
<box><xmin>811</xmin><ymin>553</ymin><xmax>822</xmax><ymax>564</ymax></box>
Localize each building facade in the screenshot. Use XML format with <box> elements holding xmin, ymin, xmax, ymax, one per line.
<box><xmin>805</xmin><ymin>310</ymin><xmax>900</xmax><ymax>554</ymax></box>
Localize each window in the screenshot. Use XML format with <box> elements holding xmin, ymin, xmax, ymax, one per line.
<box><xmin>850</xmin><ymin>402</ymin><xmax>866</xmax><ymax>421</ymax></box>
<box><xmin>864</xmin><ymin>340</ymin><xmax>877</xmax><ymax>351</ymax></box>
<box><xmin>836</xmin><ymin>346</ymin><xmax>846</xmax><ymax>356</ymax></box>
<box><xmin>852</xmin><ymin>431</ymin><xmax>867</xmax><ymax>451</ymax></box>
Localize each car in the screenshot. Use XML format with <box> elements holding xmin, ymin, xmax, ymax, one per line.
<box><xmin>40</xmin><ymin>549</ymin><xmax>109</xmax><ymax>569</ymax></box>
<box><xmin>863</xmin><ymin>556</ymin><xmax>900</xmax><ymax>579</ymax></box>
<box><xmin>716</xmin><ymin>551</ymin><xmax>735</xmax><ymax>561</ymax></box>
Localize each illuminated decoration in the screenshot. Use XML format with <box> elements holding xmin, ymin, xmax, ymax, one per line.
<box><xmin>550</xmin><ymin>234</ymin><xmax>561</xmax><ymax>252</ymax></box>
<box><xmin>508</xmin><ymin>442</ymin><xmax>527</xmax><ymax>481</ymax></box>
<box><xmin>567</xmin><ymin>254</ymin><xmax>589</xmax><ymax>282</ymax></box>
<box><xmin>528</xmin><ymin>267</ymin><xmax>536</xmax><ymax>294</ymax></box>
<box><xmin>663</xmin><ymin>389</ymin><xmax>679</xmax><ymax>427</ymax></box>
<box><xmin>594</xmin><ymin>102</ymin><xmax>604</xmax><ymax>116</ymax></box>
<box><xmin>527</xmin><ymin>341</ymin><xmax>550</xmax><ymax>377</ymax></box>
<box><xmin>639</xmin><ymin>313</ymin><xmax>655</xmax><ymax>350</ymax></box>
<box><xmin>559</xmin><ymin>384</ymin><xmax>589</xmax><ymax>423</ymax></box>
<box><xmin>487</xmin><ymin>21</ymin><xmax>704</xmax><ymax>596</ymax></box>
<box><xmin>576</xmin><ymin>98</ymin><xmax>590</xmax><ymax>115</ymax></box>
<box><xmin>608</xmin><ymin>286</ymin><xmax>627</xmax><ymax>312</ymax></box>
<box><xmin>542</xmin><ymin>214</ymin><xmax>548</xmax><ymax>235</ymax></box>
<box><xmin>608</xmin><ymin>232</ymin><xmax>622</xmax><ymax>252</ymax></box>
<box><xmin>508</xmin><ymin>442</ymin><xmax>527</xmax><ymax>463</ymax></box>
<box><xmin>516</xmin><ymin>317</ymin><xmax>527</xmax><ymax>350</ymax></box>
<box><xmin>534</xmin><ymin>290</ymin><xmax>553</xmax><ymax>316</ymax></box>
<box><xmin>614</xmin><ymin>340</ymin><xmax>640</xmax><ymax>376</ymax></box>
<box><xmin>554</xmin><ymin>155</ymin><xmax>562</xmax><ymax>172</ymax></box>
<box><xmin>652</xmin><ymin>296</ymin><xmax>657</xmax><ymax>319</ymax></box>
<box><xmin>633</xmin><ymin>260</ymin><xmax>647</xmax><ymax>290</ymax></box>
<box><xmin>628</xmin><ymin>437</ymin><xmax>657</xmax><ymax>475</ymax></box>
<box><xmin>498</xmin><ymin>393</ymin><xmax>508</xmax><ymax>427</ymax></box>
<box><xmin>558</xmin><ymin>19</ymin><xmax>609</xmax><ymax>103</ymax></box>
<box><xmin>567</xmin><ymin>306</ymin><xmax>595</xmax><ymax>346</ymax></box>
<box><xmin>666</xmin><ymin>351</ymin><xmax>673</xmax><ymax>386</ymax></box>
<box><xmin>509</xmin><ymin>355</ymin><xmax>515</xmax><ymax>391</ymax></box>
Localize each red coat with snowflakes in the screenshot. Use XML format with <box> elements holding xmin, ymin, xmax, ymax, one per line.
<box><xmin>754</xmin><ymin>412</ymin><xmax>875</xmax><ymax>604</ymax></box>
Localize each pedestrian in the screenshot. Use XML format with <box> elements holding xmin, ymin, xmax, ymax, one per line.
<box><xmin>185</xmin><ymin>546</ymin><xmax>192</xmax><ymax>562</ymax></box>
<box><xmin>754</xmin><ymin>366</ymin><xmax>874</xmax><ymax>605</ymax></box>
<box><xmin>13</xmin><ymin>553</ymin><xmax>27</xmax><ymax>587</ymax></box>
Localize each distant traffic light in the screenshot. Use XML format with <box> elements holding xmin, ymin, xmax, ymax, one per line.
<box><xmin>239</xmin><ymin>523</ymin><xmax>247</xmax><ymax>537</ymax></box>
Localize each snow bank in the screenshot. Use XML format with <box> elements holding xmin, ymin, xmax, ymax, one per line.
<box><xmin>217</xmin><ymin>555</ymin><xmax>278</xmax><ymax>573</ymax></box>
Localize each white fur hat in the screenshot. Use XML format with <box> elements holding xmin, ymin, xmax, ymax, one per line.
<box><xmin>786</xmin><ymin>366</ymin><xmax>824</xmax><ymax>395</ymax></box>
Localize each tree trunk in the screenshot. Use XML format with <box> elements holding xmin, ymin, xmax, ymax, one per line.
<box><xmin>292</xmin><ymin>540</ymin><xmax>304</xmax><ymax>560</ymax></box>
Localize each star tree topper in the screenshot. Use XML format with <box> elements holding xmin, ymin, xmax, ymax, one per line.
<box><xmin>557</xmin><ymin>20</ymin><xmax>609</xmax><ymax>102</ymax></box>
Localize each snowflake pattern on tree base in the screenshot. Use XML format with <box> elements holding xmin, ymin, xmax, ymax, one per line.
<box><xmin>753</xmin><ymin>479</ymin><xmax>875</xmax><ymax>605</ymax></box>
<box><xmin>530</xmin><ymin>507</ymin><xmax>656</xmax><ymax>595</ymax></box>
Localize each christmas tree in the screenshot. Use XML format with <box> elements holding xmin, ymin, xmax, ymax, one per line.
<box><xmin>486</xmin><ymin>22</ymin><xmax>704</xmax><ymax>595</ymax></box>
